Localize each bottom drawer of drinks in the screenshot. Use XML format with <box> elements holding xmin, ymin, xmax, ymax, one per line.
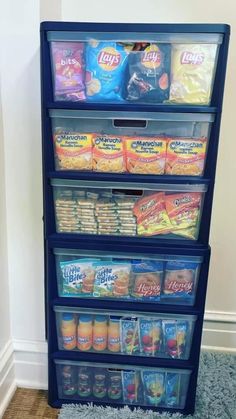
<box><xmin>54</xmin><ymin>359</ymin><xmax>191</xmax><ymax>410</ymax></box>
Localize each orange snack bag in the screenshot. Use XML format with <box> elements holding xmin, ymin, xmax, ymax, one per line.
<box><xmin>125</xmin><ymin>136</ymin><xmax>167</xmax><ymax>175</ymax></box>
<box><xmin>133</xmin><ymin>192</ymin><xmax>172</xmax><ymax>236</ymax></box>
<box><xmin>165</xmin><ymin>192</ymin><xmax>202</xmax><ymax>239</ymax></box>
<box><xmin>92</xmin><ymin>134</ymin><xmax>125</xmax><ymax>173</ymax></box>
<box><xmin>165</xmin><ymin>137</ymin><xmax>207</xmax><ymax>176</ymax></box>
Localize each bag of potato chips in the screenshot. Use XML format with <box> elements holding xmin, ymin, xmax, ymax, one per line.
<box><xmin>169</xmin><ymin>44</ymin><xmax>218</xmax><ymax>104</ymax></box>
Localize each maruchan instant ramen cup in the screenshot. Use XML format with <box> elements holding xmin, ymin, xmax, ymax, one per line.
<box><xmin>169</xmin><ymin>44</ymin><xmax>218</xmax><ymax>104</ymax></box>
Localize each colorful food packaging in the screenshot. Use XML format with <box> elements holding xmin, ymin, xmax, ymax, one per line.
<box><xmin>131</xmin><ymin>260</ymin><xmax>163</xmax><ymax>300</ymax></box>
<box><xmin>139</xmin><ymin>319</ymin><xmax>162</xmax><ymax>356</ymax></box>
<box><xmin>165</xmin><ymin>137</ymin><xmax>207</xmax><ymax>176</ymax></box>
<box><xmin>51</xmin><ymin>42</ymin><xmax>86</xmax><ymax>101</ymax></box>
<box><xmin>125</xmin><ymin>136</ymin><xmax>167</xmax><ymax>174</ymax></box>
<box><xmin>92</xmin><ymin>134</ymin><xmax>125</xmax><ymax>172</ymax></box>
<box><xmin>60</xmin><ymin>258</ymin><xmax>98</xmax><ymax>295</ymax></box>
<box><xmin>78</xmin><ymin>367</ymin><xmax>92</xmax><ymax>397</ymax></box>
<box><xmin>165</xmin><ymin>373</ymin><xmax>180</xmax><ymax>407</ymax></box>
<box><xmin>170</xmin><ymin>44</ymin><xmax>218</xmax><ymax>104</ymax></box>
<box><xmin>122</xmin><ymin>371</ymin><xmax>140</xmax><ymax>404</ymax></box>
<box><xmin>62</xmin><ymin>365</ymin><xmax>77</xmax><ymax>396</ymax></box>
<box><xmin>125</xmin><ymin>44</ymin><xmax>171</xmax><ymax>102</ymax></box>
<box><xmin>86</xmin><ymin>40</ymin><xmax>130</xmax><ymax>101</ymax></box>
<box><xmin>93</xmin><ymin>262</ymin><xmax>131</xmax><ymax>298</ymax></box>
<box><xmin>133</xmin><ymin>192</ymin><xmax>172</xmax><ymax>236</ymax></box>
<box><xmin>163</xmin><ymin>261</ymin><xmax>199</xmax><ymax>299</ymax></box>
<box><xmin>163</xmin><ymin>320</ymin><xmax>188</xmax><ymax>359</ymax></box>
<box><xmin>165</xmin><ymin>192</ymin><xmax>202</xmax><ymax>239</ymax></box>
<box><xmin>142</xmin><ymin>371</ymin><xmax>165</xmax><ymax>406</ymax></box>
<box><xmin>121</xmin><ymin>318</ymin><xmax>140</xmax><ymax>354</ymax></box>
<box><xmin>53</xmin><ymin>130</ymin><xmax>93</xmax><ymax>170</ymax></box>
<box><xmin>107</xmin><ymin>371</ymin><xmax>122</xmax><ymax>400</ymax></box>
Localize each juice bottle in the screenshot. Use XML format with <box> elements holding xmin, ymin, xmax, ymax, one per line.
<box><xmin>61</xmin><ymin>313</ymin><xmax>77</xmax><ymax>350</ymax></box>
<box><xmin>77</xmin><ymin>314</ymin><xmax>93</xmax><ymax>351</ymax></box>
<box><xmin>62</xmin><ymin>365</ymin><xmax>77</xmax><ymax>396</ymax></box>
<box><xmin>92</xmin><ymin>315</ymin><xmax>108</xmax><ymax>351</ymax></box>
<box><xmin>93</xmin><ymin>368</ymin><xmax>107</xmax><ymax>398</ymax></box>
<box><xmin>108</xmin><ymin>317</ymin><xmax>121</xmax><ymax>352</ymax></box>
<box><xmin>78</xmin><ymin>367</ymin><xmax>92</xmax><ymax>397</ymax></box>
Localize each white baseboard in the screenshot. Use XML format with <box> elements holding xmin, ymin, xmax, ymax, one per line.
<box><xmin>0</xmin><ymin>340</ymin><xmax>16</xmax><ymax>418</ymax></box>
<box><xmin>202</xmin><ymin>311</ymin><xmax>236</xmax><ymax>353</ymax></box>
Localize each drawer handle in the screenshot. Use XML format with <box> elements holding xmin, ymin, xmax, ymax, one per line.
<box><xmin>113</xmin><ymin>119</ymin><xmax>147</xmax><ymax>128</ymax></box>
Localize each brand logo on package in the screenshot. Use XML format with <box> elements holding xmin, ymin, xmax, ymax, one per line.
<box><xmin>98</xmin><ymin>47</ymin><xmax>121</xmax><ymax>70</ymax></box>
<box><xmin>181</xmin><ymin>51</ymin><xmax>205</xmax><ymax>65</ymax></box>
<box><xmin>142</xmin><ymin>45</ymin><xmax>161</xmax><ymax>69</ymax></box>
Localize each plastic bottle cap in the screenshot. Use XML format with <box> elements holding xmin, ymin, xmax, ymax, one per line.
<box><xmin>94</xmin><ymin>315</ymin><xmax>107</xmax><ymax>322</ymax></box>
<box><xmin>79</xmin><ymin>314</ymin><xmax>93</xmax><ymax>322</ymax></box>
<box><xmin>62</xmin><ymin>313</ymin><xmax>74</xmax><ymax>321</ymax></box>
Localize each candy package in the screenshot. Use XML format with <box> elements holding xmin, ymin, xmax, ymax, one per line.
<box><xmin>122</xmin><ymin>371</ymin><xmax>140</xmax><ymax>404</ymax></box>
<box><xmin>165</xmin><ymin>373</ymin><xmax>180</xmax><ymax>407</ymax></box>
<box><xmin>121</xmin><ymin>318</ymin><xmax>140</xmax><ymax>354</ymax></box>
<box><xmin>60</xmin><ymin>258</ymin><xmax>99</xmax><ymax>295</ymax></box>
<box><xmin>139</xmin><ymin>319</ymin><xmax>162</xmax><ymax>356</ymax></box>
<box><xmin>93</xmin><ymin>262</ymin><xmax>131</xmax><ymax>298</ymax></box>
<box><xmin>142</xmin><ymin>371</ymin><xmax>165</xmax><ymax>406</ymax></box>
<box><xmin>125</xmin><ymin>136</ymin><xmax>167</xmax><ymax>175</ymax></box>
<box><xmin>86</xmin><ymin>40</ymin><xmax>130</xmax><ymax>101</ymax></box>
<box><xmin>53</xmin><ymin>130</ymin><xmax>93</xmax><ymax>170</ymax></box>
<box><xmin>163</xmin><ymin>261</ymin><xmax>199</xmax><ymax>299</ymax></box>
<box><xmin>165</xmin><ymin>137</ymin><xmax>207</xmax><ymax>176</ymax></box>
<box><xmin>163</xmin><ymin>320</ymin><xmax>188</xmax><ymax>359</ymax></box>
<box><xmin>125</xmin><ymin>44</ymin><xmax>171</xmax><ymax>102</ymax></box>
<box><xmin>92</xmin><ymin>134</ymin><xmax>126</xmax><ymax>173</ymax></box>
<box><xmin>51</xmin><ymin>42</ymin><xmax>86</xmax><ymax>101</ymax></box>
<box><xmin>170</xmin><ymin>44</ymin><xmax>218</xmax><ymax>104</ymax></box>
<box><xmin>131</xmin><ymin>260</ymin><xmax>163</xmax><ymax>300</ymax></box>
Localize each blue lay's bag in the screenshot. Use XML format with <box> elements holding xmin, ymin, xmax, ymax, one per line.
<box><xmin>85</xmin><ymin>40</ymin><xmax>131</xmax><ymax>101</ymax></box>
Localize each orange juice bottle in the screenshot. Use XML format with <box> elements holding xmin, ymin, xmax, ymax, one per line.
<box><xmin>61</xmin><ymin>313</ymin><xmax>77</xmax><ymax>350</ymax></box>
<box><xmin>108</xmin><ymin>317</ymin><xmax>121</xmax><ymax>352</ymax></box>
<box><xmin>77</xmin><ymin>314</ymin><xmax>93</xmax><ymax>351</ymax></box>
<box><xmin>93</xmin><ymin>315</ymin><xmax>108</xmax><ymax>351</ymax></box>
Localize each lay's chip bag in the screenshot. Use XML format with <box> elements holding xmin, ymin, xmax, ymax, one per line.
<box><xmin>85</xmin><ymin>40</ymin><xmax>130</xmax><ymax>101</ymax></box>
<box><xmin>170</xmin><ymin>44</ymin><xmax>218</xmax><ymax>104</ymax></box>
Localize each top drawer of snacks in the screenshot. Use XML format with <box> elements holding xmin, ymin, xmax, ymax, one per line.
<box><xmin>47</xmin><ymin>30</ymin><xmax>223</xmax><ymax>106</ymax></box>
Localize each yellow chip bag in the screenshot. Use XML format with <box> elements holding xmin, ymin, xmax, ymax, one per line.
<box><xmin>92</xmin><ymin>134</ymin><xmax>125</xmax><ymax>173</ymax></box>
<box><xmin>53</xmin><ymin>131</ymin><xmax>93</xmax><ymax>170</ymax></box>
<box><xmin>165</xmin><ymin>137</ymin><xmax>207</xmax><ymax>176</ymax></box>
<box><xmin>170</xmin><ymin>44</ymin><xmax>217</xmax><ymax>104</ymax></box>
<box><xmin>125</xmin><ymin>136</ymin><xmax>167</xmax><ymax>175</ymax></box>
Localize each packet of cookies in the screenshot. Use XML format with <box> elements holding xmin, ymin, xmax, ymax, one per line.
<box><xmin>163</xmin><ymin>261</ymin><xmax>199</xmax><ymax>299</ymax></box>
<box><xmin>165</xmin><ymin>373</ymin><xmax>180</xmax><ymax>407</ymax></box>
<box><xmin>170</xmin><ymin>44</ymin><xmax>218</xmax><ymax>104</ymax></box>
<box><xmin>163</xmin><ymin>320</ymin><xmax>188</xmax><ymax>359</ymax></box>
<box><xmin>92</xmin><ymin>134</ymin><xmax>125</xmax><ymax>173</ymax></box>
<box><xmin>165</xmin><ymin>192</ymin><xmax>202</xmax><ymax>239</ymax></box>
<box><xmin>121</xmin><ymin>318</ymin><xmax>140</xmax><ymax>355</ymax></box>
<box><xmin>165</xmin><ymin>137</ymin><xmax>207</xmax><ymax>176</ymax></box>
<box><xmin>125</xmin><ymin>136</ymin><xmax>167</xmax><ymax>175</ymax></box>
<box><xmin>51</xmin><ymin>42</ymin><xmax>86</xmax><ymax>101</ymax></box>
<box><xmin>139</xmin><ymin>319</ymin><xmax>162</xmax><ymax>356</ymax></box>
<box><xmin>131</xmin><ymin>260</ymin><xmax>163</xmax><ymax>300</ymax></box>
<box><xmin>142</xmin><ymin>371</ymin><xmax>165</xmax><ymax>406</ymax></box>
<box><xmin>133</xmin><ymin>192</ymin><xmax>172</xmax><ymax>236</ymax></box>
<box><xmin>93</xmin><ymin>262</ymin><xmax>131</xmax><ymax>298</ymax></box>
<box><xmin>85</xmin><ymin>40</ymin><xmax>130</xmax><ymax>101</ymax></box>
<box><xmin>53</xmin><ymin>130</ymin><xmax>93</xmax><ymax>170</ymax></box>
<box><xmin>60</xmin><ymin>258</ymin><xmax>99</xmax><ymax>296</ymax></box>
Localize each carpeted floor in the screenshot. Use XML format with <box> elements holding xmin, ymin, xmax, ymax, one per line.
<box><xmin>59</xmin><ymin>352</ymin><xmax>236</xmax><ymax>419</ymax></box>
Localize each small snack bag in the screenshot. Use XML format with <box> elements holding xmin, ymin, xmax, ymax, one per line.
<box><xmin>139</xmin><ymin>319</ymin><xmax>162</xmax><ymax>356</ymax></box>
<box><xmin>163</xmin><ymin>320</ymin><xmax>188</xmax><ymax>359</ymax></box>
<box><xmin>131</xmin><ymin>260</ymin><xmax>163</xmax><ymax>300</ymax></box>
<box><xmin>165</xmin><ymin>373</ymin><xmax>180</xmax><ymax>407</ymax></box>
<box><xmin>51</xmin><ymin>42</ymin><xmax>86</xmax><ymax>101</ymax></box>
<box><xmin>122</xmin><ymin>371</ymin><xmax>140</xmax><ymax>404</ymax></box>
<box><xmin>121</xmin><ymin>318</ymin><xmax>140</xmax><ymax>355</ymax></box>
<box><xmin>53</xmin><ymin>130</ymin><xmax>93</xmax><ymax>170</ymax></box>
<box><xmin>125</xmin><ymin>136</ymin><xmax>167</xmax><ymax>175</ymax></box>
<box><xmin>142</xmin><ymin>371</ymin><xmax>165</xmax><ymax>406</ymax></box>
<box><xmin>92</xmin><ymin>134</ymin><xmax>125</xmax><ymax>173</ymax></box>
<box><xmin>60</xmin><ymin>258</ymin><xmax>98</xmax><ymax>296</ymax></box>
<box><xmin>93</xmin><ymin>262</ymin><xmax>131</xmax><ymax>298</ymax></box>
<box><xmin>163</xmin><ymin>261</ymin><xmax>199</xmax><ymax>299</ymax></box>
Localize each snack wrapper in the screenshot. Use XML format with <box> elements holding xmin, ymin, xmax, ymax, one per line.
<box><xmin>60</xmin><ymin>258</ymin><xmax>98</xmax><ymax>295</ymax></box>
<box><xmin>122</xmin><ymin>371</ymin><xmax>140</xmax><ymax>404</ymax></box>
<box><xmin>93</xmin><ymin>262</ymin><xmax>131</xmax><ymax>297</ymax></box>
<box><xmin>163</xmin><ymin>261</ymin><xmax>199</xmax><ymax>299</ymax></box>
<box><xmin>139</xmin><ymin>319</ymin><xmax>162</xmax><ymax>356</ymax></box>
<box><xmin>125</xmin><ymin>44</ymin><xmax>171</xmax><ymax>102</ymax></box>
<box><xmin>121</xmin><ymin>318</ymin><xmax>139</xmax><ymax>354</ymax></box>
<box><xmin>53</xmin><ymin>130</ymin><xmax>93</xmax><ymax>170</ymax></box>
<box><xmin>51</xmin><ymin>42</ymin><xmax>85</xmax><ymax>101</ymax></box>
<box><xmin>170</xmin><ymin>44</ymin><xmax>217</xmax><ymax>104</ymax></box>
<box><xmin>92</xmin><ymin>134</ymin><xmax>125</xmax><ymax>172</ymax></box>
<box><xmin>165</xmin><ymin>137</ymin><xmax>207</xmax><ymax>176</ymax></box>
<box><xmin>86</xmin><ymin>41</ymin><xmax>130</xmax><ymax>101</ymax></box>
<box><xmin>131</xmin><ymin>260</ymin><xmax>163</xmax><ymax>300</ymax></box>
<box><xmin>142</xmin><ymin>371</ymin><xmax>165</xmax><ymax>406</ymax></box>
<box><xmin>163</xmin><ymin>320</ymin><xmax>188</xmax><ymax>359</ymax></box>
<box><xmin>125</xmin><ymin>136</ymin><xmax>167</xmax><ymax>174</ymax></box>
<box><xmin>165</xmin><ymin>373</ymin><xmax>180</xmax><ymax>407</ymax></box>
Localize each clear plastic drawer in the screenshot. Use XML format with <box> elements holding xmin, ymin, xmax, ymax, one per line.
<box><xmin>54</xmin><ymin>248</ymin><xmax>202</xmax><ymax>306</ymax></box>
<box><xmin>47</xmin><ymin>31</ymin><xmax>222</xmax><ymax>105</ymax></box>
<box><xmin>55</xmin><ymin>359</ymin><xmax>191</xmax><ymax>409</ymax></box>
<box><xmin>50</xmin><ymin>110</ymin><xmax>213</xmax><ymax>177</ymax></box>
<box><xmin>51</xmin><ymin>179</ymin><xmax>207</xmax><ymax>240</ymax></box>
